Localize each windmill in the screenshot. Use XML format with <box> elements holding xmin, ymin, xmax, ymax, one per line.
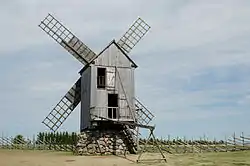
<box><xmin>38</xmin><ymin>14</ymin><xmax>166</xmax><ymax>161</ymax></box>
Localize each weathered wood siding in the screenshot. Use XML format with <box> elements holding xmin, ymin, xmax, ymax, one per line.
<box><xmin>80</xmin><ymin>42</ymin><xmax>135</xmax><ymax>130</ymax></box>
<box><xmin>80</xmin><ymin>66</ymin><xmax>91</xmax><ymax>130</ymax></box>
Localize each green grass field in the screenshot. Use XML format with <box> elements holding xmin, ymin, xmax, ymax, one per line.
<box><xmin>166</xmin><ymin>151</ymin><xmax>250</xmax><ymax>166</ymax></box>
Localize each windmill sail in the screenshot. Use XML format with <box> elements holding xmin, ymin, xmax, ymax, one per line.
<box><xmin>39</xmin><ymin>14</ymin><xmax>97</xmax><ymax>64</ymax></box>
<box><xmin>135</xmin><ymin>98</ymin><xmax>154</xmax><ymax>125</ymax></box>
<box><xmin>117</xmin><ymin>18</ymin><xmax>151</xmax><ymax>54</ymax></box>
<box><xmin>42</xmin><ymin>78</ymin><xmax>81</xmax><ymax>132</ymax></box>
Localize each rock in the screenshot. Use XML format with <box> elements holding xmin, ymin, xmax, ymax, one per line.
<box><xmin>118</xmin><ymin>145</ymin><xmax>124</xmax><ymax>150</ymax></box>
<box><xmin>105</xmin><ymin>134</ymin><xmax>111</xmax><ymax>138</ymax></box>
<box><xmin>80</xmin><ymin>133</ymin><xmax>87</xmax><ymax>139</ymax></box>
<box><xmin>115</xmin><ymin>149</ymin><xmax>121</xmax><ymax>154</ymax></box>
<box><xmin>87</xmin><ymin>144</ymin><xmax>96</xmax><ymax>149</ymax></box>
<box><xmin>99</xmin><ymin>148</ymin><xmax>106</xmax><ymax>153</ymax></box>
<box><xmin>88</xmin><ymin>149</ymin><xmax>95</xmax><ymax>154</ymax></box>
<box><xmin>82</xmin><ymin>147</ymin><xmax>88</xmax><ymax>152</ymax></box>
<box><xmin>98</xmin><ymin>140</ymin><xmax>105</xmax><ymax>145</ymax></box>
<box><xmin>116</xmin><ymin>139</ymin><xmax>123</xmax><ymax>144</ymax></box>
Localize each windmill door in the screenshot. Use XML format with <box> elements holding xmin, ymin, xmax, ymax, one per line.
<box><xmin>106</xmin><ymin>67</ymin><xmax>116</xmax><ymax>90</ymax></box>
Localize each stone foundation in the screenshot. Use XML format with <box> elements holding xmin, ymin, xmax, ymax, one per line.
<box><xmin>75</xmin><ymin>129</ymin><xmax>132</xmax><ymax>155</ymax></box>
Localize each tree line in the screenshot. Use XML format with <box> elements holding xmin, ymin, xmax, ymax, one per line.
<box><xmin>12</xmin><ymin>132</ymin><xmax>77</xmax><ymax>145</ymax></box>
<box><xmin>36</xmin><ymin>132</ymin><xmax>77</xmax><ymax>145</ymax></box>
<box><xmin>12</xmin><ymin>132</ymin><xmax>225</xmax><ymax>145</ymax></box>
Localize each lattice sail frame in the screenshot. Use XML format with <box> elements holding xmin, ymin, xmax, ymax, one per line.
<box><xmin>39</xmin><ymin>14</ymin><xmax>97</xmax><ymax>64</ymax></box>
<box><xmin>117</xmin><ymin>17</ymin><xmax>151</xmax><ymax>54</ymax></box>
<box><xmin>42</xmin><ymin>78</ymin><xmax>81</xmax><ymax>132</ymax></box>
<box><xmin>135</xmin><ymin>98</ymin><xmax>154</xmax><ymax>126</ymax></box>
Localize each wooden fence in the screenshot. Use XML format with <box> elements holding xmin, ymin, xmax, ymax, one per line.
<box><xmin>139</xmin><ymin>132</ymin><xmax>250</xmax><ymax>153</ymax></box>
<box><xmin>0</xmin><ymin>134</ymin><xmax>74</xmax><ymax>152</ymax></box>
<box><xmin>1</xmin><ymin>132</ymin><xmax>250</xmax><ymax>154</ymax></box>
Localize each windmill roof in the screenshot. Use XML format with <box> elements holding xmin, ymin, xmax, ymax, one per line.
<box><xmin>79</xmin><ymin>40</ymin><xmax>137</xmax><ymax>74</ymax></box>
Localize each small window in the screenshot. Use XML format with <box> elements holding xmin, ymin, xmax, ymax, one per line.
<box><xmin>108</xmin><ymin>94</ymin><xmax>118</xmax><ymax>119</ymax></box>
<box><xmin>97</xmin><ymin>68</ymin><xmax>106</xmax><ymax>89</ymax></box>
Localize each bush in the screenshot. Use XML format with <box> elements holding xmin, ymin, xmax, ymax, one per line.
<box><xmin>13</xmin><ymin>135</ymin><xmax>26</xmax><ymax>144</ymax></box>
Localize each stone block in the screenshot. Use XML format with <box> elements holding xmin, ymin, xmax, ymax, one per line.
<box><xmin>116</xmin><ymin>139</ymin><xmax>123</xmax><ymax>144</ymax></box>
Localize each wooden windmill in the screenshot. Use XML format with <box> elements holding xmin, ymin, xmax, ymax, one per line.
<box><xmin>38</xmin><ymin>14</ymin><xmax>166</xmax><ymax>161</ymax></box>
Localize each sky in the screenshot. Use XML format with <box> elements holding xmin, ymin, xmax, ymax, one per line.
<box><xmin>0</xmin><ymin>0</ymin><xmax>250</xmax><ymax>140</ymax></box>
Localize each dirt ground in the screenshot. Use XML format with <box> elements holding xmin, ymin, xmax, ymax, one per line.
<box><xmin>0</xmin><ymin>149</ymin><xmax>250</xmax><ymax>166</ymax></box>
<box><xmin>0</xmin><ymin>149</ymin><xmax>167</xmax><ymax>166</ymax></box>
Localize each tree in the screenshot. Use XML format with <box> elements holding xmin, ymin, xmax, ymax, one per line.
<box><xmin>36</xmin><ymin>132</ymin><xmax>42</xmax><ymax>144</ymax></box>
<box><xmin>72</xmin><ymin>132</ymin><xmax>77</xmax><ymax>145</ymax></box>
<box><xmin>13</xmin><ymin>134</ymin><xmax>26</xmax><ymax>144</ymax></box>
<box><xmin>56</xmin><ymin>132</ymin><xmax>60</xmax><ymax>144</ymax></box>
<box><xmin>65</xmin><ymin>131</ymin><xmax>69</xmax><ymax>144</ymax></box>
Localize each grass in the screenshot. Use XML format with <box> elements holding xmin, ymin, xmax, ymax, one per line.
<box><xmin>167</xmin><ymin>151</ymin><xmax>250</xmax><ymax>166</ymax></box>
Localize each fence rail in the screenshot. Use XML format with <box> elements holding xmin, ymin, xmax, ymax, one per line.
<box><xmin>138</xmin><ymin>132</ymin><xmax>250</xmax><ymax>154</ymax></box>
<box><xmin>1</xmin><ymin>132</ymin><xmax>250</xmax><ymax>154</ymax></box>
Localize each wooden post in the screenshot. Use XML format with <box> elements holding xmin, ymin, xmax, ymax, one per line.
<box><xmin>176</xmin><ymin>136</ymin><xmax>179</xmax><ymax>153</ymax></box>
<box><xmin>183</xmin><ymin>136</ymin><xmax>187</xmax><ymax>153</ymax></box>
<box><xmin>137</xmin><ymin>130</ymin><xmax>152</xmax><ymax>162</ymax></box>
<box><xmin>199</xmin><ymin>137</ymin><xmax>202</xmax><ymax>153</ymax></box>
<box><xmin>242</xmin><ymin>132</ymin><xmax>244</xmax><ymax>150</ymax></box>
<box><xmin>214</xmin><ymin>137</ymin><xmax>217</xmax><ymax>152</ymax></box>
<box><xmin>0</xmin><ymin>132</ymin><xmax>3</xmax><ymax>149</ymax></box>
<box><xmin>136</xmin><ymin>127</ymin><xmax>140</xmax><ymax>153</ymax></box>
<box><xmin>2</xmin><ymin>132</ymin><xmax>5</xmax><ymax>149</ymax></box>
<box><xmin>6</xmin><ymin>133</ymin><xmax>9</xmax><ymax>149</ymax></box>
<box><xmin>192</xmin><ymin>137</ymin><xmax>194</xmax><ymax>153</ymax></box>
<box><xmin>204</xmin><ymin>135</ymin><xmax>208</xmax><ymax>152</ymax></box>
<box><xmin>33</xmin><ymin>134</ymin><xmax>35</xmax><ymax>150</ymax></box>
<box><xmin>150</xmin><ymin>130</ymin><xmax>167</xmax><ymax>162</ymax></box>
<box><xmin>167</xmin><ymin>134</ymin><xmax>170</xmax><ymax>151</ymax></box>
<box><xmin>233</xmin><ymin>132</ymin><xmax>236</xmax><ymax>151</ymax></box>
<box><xmin>136</xmin><ymin>128</ymin><xmax>166</xmax><ymax>163</ymax></box>
<box><xmin>224</xmin><ymin>135</ymin><xmax>227</xmax><ymax>152</ymax></box>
